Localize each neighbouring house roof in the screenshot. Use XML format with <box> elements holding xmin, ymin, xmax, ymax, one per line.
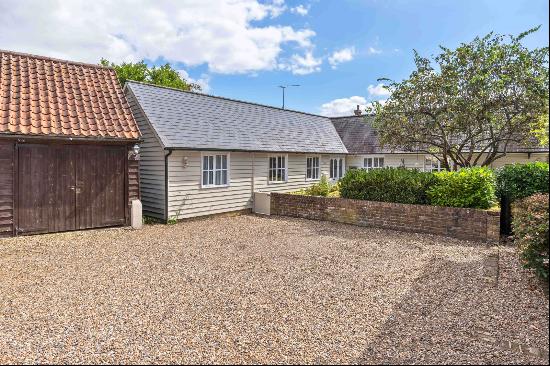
<box><xmin>125</xmin><ymin>81</ymin><xmax>348</xmax><ymax>154</ymax></box>
<box><xmin>0</xmin><ymin>50</ymin><xmax>140</xmax><ymax>140</ymax></box>
<box><xmin>331</xmin><ymin>115</ymin><xmax>549</xmax><ymax>155</ymax></box>
<box><xmin>330</xmin><ymin>115</ymin><xmax>405</xmax><ymax>154</ymax></box>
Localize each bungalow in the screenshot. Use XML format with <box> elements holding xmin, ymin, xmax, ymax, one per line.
<box><xmin>0</xmin><ymin>50</ymin><xmax>141</xmax><ymax>237</ymax></box>
<box><xmin>124</xmin><ymin>81</ymin><xmax>347</xmax><ymax>222</ymax></box>
<box><xmin>331</xmin><ymin>114</ymin><xmax>549</xmax><ymax>171</ymax></box>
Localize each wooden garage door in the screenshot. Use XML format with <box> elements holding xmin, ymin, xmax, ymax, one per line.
<box><xmin>17</xmin><ymin>144</ymin><xmax>126</xmax><ymax>235</ymax></box>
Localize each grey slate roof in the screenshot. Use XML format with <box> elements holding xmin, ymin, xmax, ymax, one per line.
<box><xmin>331</xmin><ymin>115</ymin><xmax>549</xmax><ymax>155</ymax></box>
<box><xmin>125</xmin><ymin>81</ymin><xmax>347</xmax><ymax>154</ymax></box>
<box><xmin>330</xmin><ymin>115</ymin><xmax>405</xmax><ymax>154</ymax></box>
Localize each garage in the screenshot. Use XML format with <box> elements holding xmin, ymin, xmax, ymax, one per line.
<box><xmin>0</xmin><ymin>50</ymin><xmax>141</xmax><ymax>237</ymax></box>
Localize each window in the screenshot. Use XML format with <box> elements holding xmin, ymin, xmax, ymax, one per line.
<box><xmin>364</xmin><ymin>157</ymin><xmax>384</xmax><ymax>170</ymax></box>
<box><xmin>306</xmin><ymin>156</ymin><xmax>320</xmax><ymax>180</ymax></box>
<box><xmin>425</xmin><ymin>158</ymin><xmax>444</xmax><ymax>172</ymax></box>
<box><xmin>269</xmin><ymin>155</ymin><xmax>287</xmax><ymax>182</ymax></box>
<box><xmin>330</xmin><ymin>158</ymin><xmax>344</xmax><ymax>180</ymax></box>
<box><xmin>202</xmin><ymin>153</ymin><xmax>229</xmax><ymax>187</ymax></box>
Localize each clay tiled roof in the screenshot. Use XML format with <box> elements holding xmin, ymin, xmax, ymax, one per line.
<box><xmin>0</xmin><ymin>50</ymin><xmax>140</xmax><ymax>140</ymax></box>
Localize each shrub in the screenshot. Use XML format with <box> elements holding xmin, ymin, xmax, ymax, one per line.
<box><xmin>495</xmin><ymin>162</ymin><xmax>549</xmax><ymax>202</ymax></box>
<box><xmin>512</xmin><ymin>193</ymin><xmax>549</xmax><ymax>280</ymax></box>
<box><xmin>427</xmin><ymin>167</ymin><xmax>496</xmax><ymax>209</ymax></box>
<box><xmin>295</xmin><ymin>175</ymin><xmax>339</xmax><ymax>197</ymax></box>
<box><xmin>339</xmin><ymin>167</ymin><xmax>437</xmax><ymax>204</ymax></box>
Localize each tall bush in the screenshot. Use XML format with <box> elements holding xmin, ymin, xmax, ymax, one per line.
<box><xmin>495</xmin><ymin>162</ymin><xmax>549</xmax><ymax>202</ymax></box>
<box><xmin>512</xmin><ymin>193</ymin><xmax>549</xmax><ymax>280</ymax></box>
<box><xmin>427</xmin><ymin>167</ymin><xmax>496</xmax><ymax>209</ymax></box>
<box><xmin>339</xmin><ymin>168</ymin><xmax>437</xmax><ymax>205</ymax></box>
<box><xmin>299</xmin><ymin>175</ymin><xmax>339</xmax><ymax>197</ymax></box>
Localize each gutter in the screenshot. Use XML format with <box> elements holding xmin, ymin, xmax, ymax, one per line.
<box><xmin>164</xmin><ymin>149</ymin><xmax>173</xmax><ymax>224</ymax></box>
<box><xmin>0</xmin><ymin>133</ymin><xmax>142</xmax><ymax>144</ymax></box>
<box><xmin>162</xmin><ymin>146</ymin><xmax>348</xmax><ymax>155</ymax></box>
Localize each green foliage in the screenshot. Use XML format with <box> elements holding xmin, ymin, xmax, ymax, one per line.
<box><xmin>495</xmin><ymin>162</ymin><xmax>549</xmax><ymax>202</ymax></box>
<box><xmin>371</xmin><ymin>27</ymin><xmax>549</xmax><ymax>168</ymax></box>
<box><xmin>531</xmin><ymin>112</ymin><xmax>549</xmax><ymax>147</ymax></box>
<box><xmin>512</xmin><ymin>194</ymin><xmax>549</xmax><ymax>280</ymax></box>
<box><xmin>100</xmin><ymin>59</ymin><xmax>201</xmax><ymax>91</ymax></box>
<box><xmin>339</xmin><ymin>168</ymin><xmax>437</xmax><ymax>205</ymax></box>
<box><xmin>295</xmin><ymin>175</ymin><xmax>339</xmax><ymax>197</ymax></box>
<box><xmin>427</xmin><ymin>167</ymin><xmax>496</xmax><ymax>209</ymax></box>
<box><xmin>143</xmin><ymin>215</ymin><xmax>162</xmax><ymax>225</ymax></box>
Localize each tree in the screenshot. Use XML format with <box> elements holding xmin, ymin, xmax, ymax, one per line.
<box><xmin>370</xmin><ymin>27</ymin><xmax>549</xmax><ymax>170</ymax></box>
<box><xmin>100</xmin><ymin>59</ymin><xmax>201</xmax><ymax>91</ymax></box>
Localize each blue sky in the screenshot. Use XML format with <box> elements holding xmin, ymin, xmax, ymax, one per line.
<box><xmin>1</xmin><ymin>0</ymin><xmax>548</xmax><ymax>116</ymax></box>
<box><xmin>204</xmin><ymin>0</ymin><xmax>550</xmax><ymax>114</ymax></box>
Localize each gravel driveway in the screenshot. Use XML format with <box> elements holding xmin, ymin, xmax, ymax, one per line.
<box><xmin>0</xmin><ymin>215</ymin><xmax>548</xmax><ymax>364</ymax></box>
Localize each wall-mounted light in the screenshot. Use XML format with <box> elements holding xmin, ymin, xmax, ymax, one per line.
<box><xmin>182</xmin><ymin>156</ymin><xmax>188</xmax><ymax>168</ymax></box>
<box><xmin>129</xmin><ymin>143</ymin><xmax>141</xmax><ymax>160</ymax></box>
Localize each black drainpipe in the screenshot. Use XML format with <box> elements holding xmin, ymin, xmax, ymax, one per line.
<box><xmin>164</xmin><ymin>149</ymin><xmax>173</xmax><ymax>224</ymax></box>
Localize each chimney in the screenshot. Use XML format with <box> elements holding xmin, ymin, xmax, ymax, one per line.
<box><xmin>353</xmin><ymin>105</ymin><xmax>362</xmax><ymax>116</ymax></box>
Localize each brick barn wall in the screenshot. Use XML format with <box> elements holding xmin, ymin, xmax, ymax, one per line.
<box><xmin>270</xmin><ymin>193</ymin><xmax>500</xmax><ymax>243</ymax></box>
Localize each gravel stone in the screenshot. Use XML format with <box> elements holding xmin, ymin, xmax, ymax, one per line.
<box><xmin>0</xmin><ymin>215</ymin><xmax>548</xmax><ymax>364</ymax></box>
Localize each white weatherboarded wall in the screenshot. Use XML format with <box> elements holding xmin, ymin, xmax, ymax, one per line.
<box><xmin>347</xmin><ymin>154</ymin><xmax>427</xmax><ymax>170</ymax></box>
<box><xmin>167</xmin><ymin>151</ymin><xmax>345</xmax><ymax>220</ymax></box>
<box><xmin>126</xmin><ymin>91</ymin><xmax>166</xmax><ymax>220</ymax></box>
<box><xmin>484</xmin><ymin>153</ymin><xmax>549</xmax><ymax>168</ymax></box>
<box><xmin>346</xmin><ymin>152</ymin><xmax>549</xmax><ymax>171</ymax></box>
<box><xmin>167</xmin><ymin>151</ymin><xmax>254</xmax><ymax>219</ymax></box>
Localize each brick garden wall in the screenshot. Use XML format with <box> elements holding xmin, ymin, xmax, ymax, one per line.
<box><xmin>270</xmin><ymin>193</ymin><xmax>500</xmax><ymax>243</ymax></box>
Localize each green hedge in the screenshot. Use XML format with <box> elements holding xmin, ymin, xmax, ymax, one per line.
<box><xmin>339</xmin><ymin>168</ymin><xmax>437</xmax><ymax>205</ymax></box>
<box><xmin>512</xmin><ymin>193</ymin><xmax>549</xmax><ymax>280</ymax></box>
<box><xmin>495</xmin><ymin>162</ymin><xmax>549</xmax><ymax>202</ymax></box>
<box><xmin>427</xmin><ymin>167</ymin><xmax>496</xmax><ymax>209</ymax></box>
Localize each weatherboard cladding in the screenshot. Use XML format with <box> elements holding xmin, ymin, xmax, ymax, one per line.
<box><xmin>125</xmin><ymin>81</ymin><xmax>347</xmax><ymax>154</ymax></box>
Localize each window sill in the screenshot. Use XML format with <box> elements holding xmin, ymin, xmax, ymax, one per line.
<box><xmin>268</xmin><ymin>180</ymin><xmax>288</xmax><ymax>185</ymax></box>
<box><xmin>201</xmin><ymin>184</ymin><xmax>230</xmax><ymax>189</ymax></box>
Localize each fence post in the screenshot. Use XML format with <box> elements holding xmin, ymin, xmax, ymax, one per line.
<box><xmin>500</xmin><ymin>195</ymin><xmax>512</xmax><ymax>236</ymax></box>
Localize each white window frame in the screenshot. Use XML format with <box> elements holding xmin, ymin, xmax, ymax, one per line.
<box><xmin>425</xmin><ymin>157</ymin><xmax>444</xmax><ymax>172</ymax></box>
<box><xmin>329</xmin><ymin>157</ymin><xmax>345</xmax><ymax>180</ymax></box>
<box><xmin>363</xmin><ymin>156</ymin><xmax>385</xmax><ymax>171</ymax></box>
<box><xmin>306</xmin><ymin>156</ymin><xmax>321</xmax><ymax>181</ymax></box>
<box><xmin>201</xmin><ymin>152</ymin><xmax>230</xmax><ymax>188</ymax></box>
<box><xmin>268</xmin><ymin>154</ymin><xmax>288</xmax><ymax>183</ymax></box>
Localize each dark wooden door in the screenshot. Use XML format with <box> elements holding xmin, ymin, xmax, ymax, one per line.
<box><xmin>17</xmin><ymin>144</ymin><xmax>126</xmax><ymax>235</ymax></box>
<box><xmin>77</xmin><ymin>145</ymin><xmax>126</xmax><ymax>229</ymax></box>
<box><xmin>17</xmin><ymin>144</ymin><xmax>52</xmax><ymax>234</ymax></box>
<box><xmin>48</xmin><ymin>145</ymin><xmax>77</xmax><ymax>232</ymax></box>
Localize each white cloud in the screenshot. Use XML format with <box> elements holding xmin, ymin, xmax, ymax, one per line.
<box><xmin>279</xmin><ymin>51</ymin><xmax>322</xmax><ymax>75</ymax></box>
<box><xmin>178</xmin><ymin>70</ymin><xmax>211</xmax><ymax>93</ymax></box>
<box><xmin>367</xmin><ymin>46</ymin><xmax>382</xmax><ymax>55</ymax></box>
<box><xmin>0</xmin><ymin>0</ymin><xmax>319</xmax><ymax>75</ymax></box>
<box><xmin>319</xmin><ymin>96</ymin><xmax>367</xmax><ymax>117</ymax></box>
<box><xmin>291</xmin><ymin>4</ymin><xmax>309</xmax><ymax>16</ymax></box>
<box><xmin>320</xmin><ymin>96</ymin><xmax>387</xmax><ymax>117</ymax></box>
<box><xmin>367</xmin><ymin>83</ymin><xmax>391</xmax><ymax>98</ymax></box>
<box><xmin>328</xmin><ymin>47</ymin><xmax>355</xmax><ymax>69</ymax></box>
